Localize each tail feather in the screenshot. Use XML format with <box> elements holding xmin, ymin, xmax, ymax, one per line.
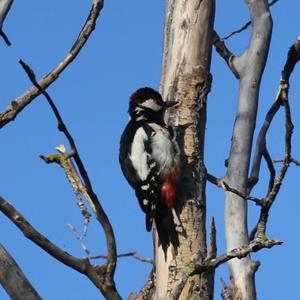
<box><xmin>154</xmin><ymin>207</ymin><xmax>179</xmax><ymax>258</ymax></box>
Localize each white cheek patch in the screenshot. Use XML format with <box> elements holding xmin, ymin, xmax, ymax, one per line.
<box><xmin>140</xmin><ymin>98</ymin><xmax>162</xmax><ymax>111</ymax></box>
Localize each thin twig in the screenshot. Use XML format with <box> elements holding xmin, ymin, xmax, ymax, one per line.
<box><xmin>68</xmin><ymin>224</ymin><xmax>91</xmax><ymax>257</ymax></box>
<box><xmin>0</xmin><ymin>0</ymin><xmax>104</xmax><ymax>128</ymax></box>
<box><xmin>222</xmin><ymin>181</ymin><xmax>262</xmax><ymax>205</ymax></box>
<box><xmin>221</xmin><ymin>0</ymin><xmax>279</xmax><ymax>41</ymax></box>
<box><xmin>0</xmin><ymin>30</ymin><xmax>11</xmax><ymax>46</ymax></box>
<box><xmin>273</xmin><ymin>157</ymin><xmax>300</xmax><ymax>166</ymax></box>
<box><xmin>89</xmin><ymin>252</ymin><xmax>153</xmax><ymax>264</ymax></box>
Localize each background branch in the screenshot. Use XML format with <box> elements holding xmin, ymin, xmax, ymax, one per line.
<box><xmin>0</xmin><ymin>195</ymin><xmax>122</xmax><ymax>299</ymax></box>
<box><xmin>0</xmin><ymin>243</ymin><xmax>42</xmax><ymax>300</ymax></box>
<box><xmin>193</xmin><ymin>239</ymin><xmax>282</xmax><ymax>274</ymax></box>
<box><xmin>213</xmin><ymin>31</ymin><xmax>239</xmax><ymax>78</ymax></box>
<box><xmin>172</xmin><ymin>238</ymin><xmax>282</xmax><ymax>298</ymax></box>
<box><xmin>0</xmin><ymin>196</ymin><xmax>89</xmax><ymax>274</ymax></box>
<box><xmin>250</xmin><ymin>36</ymin><xmax>300</xmax><ymax>238</ymax></box>
<box><xmin>224</xmin><ymin>1</ymin><xmax>273</xmax><ymax>298</ymax></box>
<box><xmin>19</xmin><ymin>59</ymin><xmax>118</xmax><ymax>282</ymax></box>
<box><xmin>90</xmin><ymin>252</ymin><xmax>153</xmax><ymax>264</ymax></box>
<box><xmin>221</xmin><ymin>0</ymin><xmax>279</xmax><ymax>41</ymax></box>
<box><xmin>0</xmin><ymin>0</ymin><xmax>104</xmax><ymax>128</ymax></box>
<box><xmin>0</xmin><ymin>0</ymin><xmax>13</xmax><ymax>46</ymax></box>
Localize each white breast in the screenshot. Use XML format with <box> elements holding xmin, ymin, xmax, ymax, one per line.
<box><xmin>149</xmin><ymin>123</ymin><xmax>177</xmax><ymax>175</ymax></box>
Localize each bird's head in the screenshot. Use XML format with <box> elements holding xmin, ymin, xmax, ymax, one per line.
<box><xmin>128</xmin><ymin>87</ymin><xmax>176</xmax><ymax>123</ymax></box>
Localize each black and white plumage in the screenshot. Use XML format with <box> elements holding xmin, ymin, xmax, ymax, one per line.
<box><xmin>119</xmin><ymin>87</ymin><xmax>181</xmax><ymax>251</ymax></box>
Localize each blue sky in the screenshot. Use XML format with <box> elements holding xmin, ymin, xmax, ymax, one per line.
<box><xmin>0</xmin><ymin>1</ymin><xmax>299</xmax><ymax>299</ymax></box>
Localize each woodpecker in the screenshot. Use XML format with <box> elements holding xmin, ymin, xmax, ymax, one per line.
<box><xmin>119</xmin><ymin>87</ymin><xmax>181</xmax><ymax>252</ymax></box>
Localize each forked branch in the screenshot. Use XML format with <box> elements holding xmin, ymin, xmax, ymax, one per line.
<box><xmin>250</xmin><ymin>36</ymin><xmax>300</xmax><ymax>237</ymax></box>
<box><xmin>173</xmin><ymin>238</ymin><xmax>282</xmax><ymax>298</ymax></box>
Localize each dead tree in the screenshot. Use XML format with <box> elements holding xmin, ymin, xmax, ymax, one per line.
<box><xmin>0</xmin><ymin>0</ymin><xmax>299</xmax><ymax>299</ymax></box>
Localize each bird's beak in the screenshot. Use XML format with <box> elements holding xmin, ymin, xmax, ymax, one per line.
<box><xmin>164</xmin><ymin>101</ymin><xmax>178</xmax><ymax>108</ymax></box>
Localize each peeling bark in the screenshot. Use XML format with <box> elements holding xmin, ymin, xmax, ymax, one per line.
<box><xmin>155</xmin><ymin>1</ymin><xmax>215</xmax><ymax>299</ymax></box>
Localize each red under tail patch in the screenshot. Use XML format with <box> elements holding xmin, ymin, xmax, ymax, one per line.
<box><xmin>161</xmin><ymin>181</ymin><xmax>176</xmax><ymax>208</ymax></box>
<box><xmin>160</xmin><ymin>165</ymin><xmax>181</xmax><ymax>208</ymax></box>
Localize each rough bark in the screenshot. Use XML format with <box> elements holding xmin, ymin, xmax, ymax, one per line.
<box><xmin>155</xmin><ymin>1</ymin><xmax>215</xmax><ymax>299</ymax></box>
<box><xmin>224</xmin><ymin>1</ymin><xmax>272</xmax><ymax>299</ymax></box>
<box><xmin>0</xmin><ymin>244</ymin><xmax>42</xmax><ymax>300</ymax></box>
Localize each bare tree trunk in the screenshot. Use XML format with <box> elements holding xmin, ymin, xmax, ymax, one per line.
<box><xmin>0</xmin><ymin>244</ymin><xmax>42</xmax><ymax>300</ymax></box>
<box><xmin>224</xmin><ymin>1</ymin><xmax>272</xmax><ymax>299</ymax></box>
<box><xmin>155</xmin><ymin>1</ymin><xmax>215</xmax><ymax>299</ymax></box>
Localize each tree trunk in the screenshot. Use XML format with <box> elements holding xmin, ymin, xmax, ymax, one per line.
<box><xmin>224</xmin><ymin>1</ymin><xmax>272</xmax><ymax>299</ymax></box>
<box><xmin>0</xmin><ymin>243</ymin><xmax>42</xmax><ymax>300</ymax></box>
<box><xmin>155</xmin><ymin>1</ymin><xmax>215</xmax><ymax>299</ymax></box>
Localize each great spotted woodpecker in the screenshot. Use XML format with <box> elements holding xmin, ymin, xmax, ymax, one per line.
<box><xmin>119</xmin><ymin>87</ymin><xmax>181</xmax><ymax>251</ymax></box>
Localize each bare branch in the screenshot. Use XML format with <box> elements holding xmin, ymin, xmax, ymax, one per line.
<box><xmin>221</xmin><ymin>0</ymin><xmax>279</xmax><ymax>41</ymax></box>
<box><xmin>262</xmin><ymin>148</ymin><xmax>276</xmax><ymax>194</ymax></box>
<box><xmin>249</xmin><ymin>91</ymin><xmax>281</xmax><ymax>192</ymax></box>
<box><xmin>172</xmin><ymin>238</ymin><xmax>282</xmax><ymax>298</ymax></box>
<box><xmin>250</xmin><ymin>36</ymin><xmax>300</xmax><ymax>238</ymax></box>
<box><xmin>213</xmin><ymin>31</ymin><xmax>239</xmax><ymax>78</ymax></box>
<box><xmin>68</xmin><ymin>224</ymin><xmax>91</xmax><ymax>257</ymax></box>
<box><xmin>274</xmin><ymin>157</ymin><xmax>300</xmax><ymax>166</ymax></box>
<box><xmin>207</xmin><ymin>173</ymin><xmax>223</xmax><ymax>187</ymax></box>
<box><xmin>40</xmin><ymin>145</ymin><xmax>91</xmax><ymax>236</ymax></box>
<box><xmin>256</xmin><ymin>82</ymin><xmax>294</xmax><ymax>237</ymax></box>
<box><xmin>90</xmin><ymin>252</ymin><xmax>153</xmax><ymax>265</ymax></box>
<box><xmin>193</xmin><ymin>239</ymin><xmax>282</xmax><ymax>274</ymax></box>
<box><xmin>0</xmin><ymin>196</ymin><xmax>90</xmax><ymax>274</ymax></box>
<box><xmin>19</xmin><ymin>60</ymin><xmax>118</xmax><ymax>281</ymax></box>
<box><xmin>223</xmin><ymin>181</ymin><xmax>262</xmax><ymax>205</ymax></box>
<box><xmin>0</xmin><ymin>243</ymin><xmax>42</xmax><ymax>300</ymax></box>
<box><xmin>0</xmin><ymin>0</ymin><xmax>13</xmax><ymax>46</ymax></box>
<box><xmin>0</xmin><ymin>196</ymin><xmax>122</xmax><ymax>299</ymax></box>
<box><xmin>0</xmin><ymin>0</ymin><xmax>104</xmax><ymax>128</ymax></box>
